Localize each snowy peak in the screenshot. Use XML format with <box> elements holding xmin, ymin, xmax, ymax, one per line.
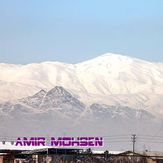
<box><xmin>101</xmin><ymin>53</ymin><xmax>137</xmax><ymax>60</ymax></box>
<box><xmin>95</xmin><ymin>53</ymin><xmax>134</xmax><ymax>62</ymax></box>
<box><xmin>46</xmin><ymin>86</ymin><xmax>71</xmax><ymax>97</ymax></box>
<box><xmin>91</xmin><ymin>53</ymin><xmax>155</xmax><ymax>64</ymax></box>
<box><xmin>19</xmin><ymin>86</ymin><xmax>85</xmax><ymax>111</ymax></box>
<box><xmin>77</xmin><ymin>53</ymin><xmax>134</xmax><ymax>66</ymax></box>
<box><xmin>77</xmin><ymin>53</ymin><xmax>156</xmax><ymax>73</ymax></box>
<box><xmin>41</xmin><ymin>86</ymin><xmax>85</xmax><ymax>110</ymax></box>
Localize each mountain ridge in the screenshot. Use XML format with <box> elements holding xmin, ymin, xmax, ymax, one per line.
<box><xmin>0</xmin><ymin>53</ymin><xmax>163</xmax><ymax>115</ymax></box>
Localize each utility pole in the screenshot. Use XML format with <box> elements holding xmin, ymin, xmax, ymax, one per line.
<box><xmin>131</xmin><ymin>134</ymin><xmax>136</xmax><ymax>153</ymax></box>
<box><xmin>131</xmin><ymin>134</ymin><xmax>136</xmax><ymax>163</ymax></box>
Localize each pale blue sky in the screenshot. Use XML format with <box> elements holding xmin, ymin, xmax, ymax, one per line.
<box><xmin>0</xmin><ymin>0</ymin><xmax>163</xmax><ymax>64</ymax></box>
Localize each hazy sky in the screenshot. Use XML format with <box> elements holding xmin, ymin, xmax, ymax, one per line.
<box><xmin>0</xmin><ymin>0</ymin><xmax>163</xmax><ymax>64</ymax></box>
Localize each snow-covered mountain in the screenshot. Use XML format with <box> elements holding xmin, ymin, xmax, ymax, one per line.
<box><xmin>0</xmin><ymin>53</ymin><xmax>163</xmax><ymax>150</ymax></box>
<box><xmin>19</xmin><ymin>86</ymin><xmax>85</xmax><ymax>116</ymax></box>
<box><xmin>0</xmin><ymin>53</ymin><xmax>163</xmax><ymax>114</ymax></box>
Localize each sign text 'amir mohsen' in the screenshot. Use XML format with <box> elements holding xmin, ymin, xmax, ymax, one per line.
<box><xmin>15</xmin><ymin>137</ymin><xmax>103</xmax><ymax>147</ymax></box>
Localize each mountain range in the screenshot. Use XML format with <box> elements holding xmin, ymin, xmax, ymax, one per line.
<box><xmin>0</xmin><ymin>53</ymin><xmax>163</xmax><ymax>151</ymax></box>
